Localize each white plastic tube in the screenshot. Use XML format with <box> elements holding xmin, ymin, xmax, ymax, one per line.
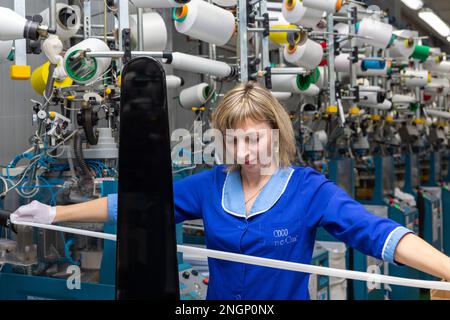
<box><xmin>130</xmin><ymin>0</ymin><xmax>187</xmax><ymax>8</ymax></box>
<box><xmin>168</xmin><ymin>52</ymin><xmax>233</xmax><ymax>78</ymax></box>
<box><xmin>177</xmin><ymin>245</ymin><xmax>450</xmax><ymax>292</ymax></box>
<box><xmin>12</xmin><ymin>220</ymin><xmax>117</xmax><ymax>241</ymax></box>
<box><xmin>10</xmin><ymin>220</ymin><xmax>450</xmax><ymax>292</ymax></box>
<box><xmin>173</xmin><ymin>0</ymin><xmax>235</xmax><ymax>46</ymax></box>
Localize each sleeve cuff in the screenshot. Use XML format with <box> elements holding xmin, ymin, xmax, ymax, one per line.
<box><xmin>107</xmin><ymin>194</ymin><xmax>118</xmax><ymax>223</ymax></box>
<box><xmin>382</xmin><ymin>226</ymin><xmax>414</xmax><ymax>265</ymax></box>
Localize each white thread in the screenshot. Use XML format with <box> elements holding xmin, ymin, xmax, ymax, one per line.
<box><xmin>11</xmin><ymin>220</ymin><xmax>450</xmax><ymax>292</ymax></box>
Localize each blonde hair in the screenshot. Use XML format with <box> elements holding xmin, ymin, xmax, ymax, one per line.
<box><xmin>211</xmin><ymin>81</ymin><xmax>296</xmax><ymax>170</ymax></box>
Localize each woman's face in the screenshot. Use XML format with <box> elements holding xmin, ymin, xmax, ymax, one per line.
<box><xmin>224</xmin><ymin>118</ymin><xmax>276</xmax><ymax>175</ymax></box>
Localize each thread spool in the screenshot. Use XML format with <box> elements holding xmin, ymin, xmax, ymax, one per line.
<box><xmin>212</xmin><ymin>0</ymin><xmax>237</xmax><ymax>6</ymax></box>
<box><xmin>315</xmin><ymin>66</ymin><xmax>326</xmax><ymax>89</ymax></box>
<box><xmin>283</xmin><ymin>40</ymin><xmax>323</xmax><ymax>70</ymax></box>
<box><xmin>179</xmin><ymin>83</ymin><xmax>211</xmax><ymax>108</ymax></box>
<box><xmin>64</xmin><ymin>38</ymin><xmax>111</xmax><ymax>85</ymax></box>
<box><xmin>360</xmin><ymin>99</ymin><xmax>392</xmax><ymax>110</ymax></box>
<box><xmin>423</xmin><ymin>61</ymin><xmax>450</xmax><ymax>74</ymax></box>
<box><xmin>358</xmin><ymin>59</ymin><xmax>392</xmax><ymax>76</ymax></box>
<box><xmin>334</xmin><ymin>23</ymin><xmax>350</xmax><ymax>48</ymax></box>
<box><xmin>359</xmin><ymin>86</ymin><xmax>385</xmax><ymax>104</ymax></box>
<box><xmin>166</xmin><ymin>75</ymin><xmax>184</xmax><ymax>89</ymax></box>
<box><xmin>269</xmin><ymin>25</ymin><xmax>304</xmax><ymax>46</ymax></box>
<box><xmin>411</xmin><ymin>45</ymin><xmax>430</xmax><ymax>62</ymax></box>
<box><xmin>40</xmin><ymin>3</ymin><xmax>81</xmax><ymax>41</ymax></box>
<box><xmin>301</xmin><ymin>84</ymin><xmax>320</xmax><ymax>96</ymax></box>
<box><xmin>271</xmin><ymin>74</ymin><xmax>302</xmax><ymax>93</ymax></box>
<box><xmin>389</xmin><ymin>31</ymin><xmax>415</xmax><ymax>58</ymax></box>
<box><xmin>271</xmin><ymin>73</ymin><xmax>320</xmax><ymax>95</ymax></box>
<box><xmin>282</xmin><ymin>0</ymin><xmax>324</xmax><ymax>28</ymax></box>
<box><xmin>401</xmin><ymin>69</ymin><xmax>430</xmax><ymax>88</ymax></box>
<box><xmin>31</xmin><ymin>61</ymin><xmax>73</xmax><ymax>96</ymax></box>
<box><xmin>425</xmin><ymin>77</ymin><xmax>450</xmax><ymax>95</ymax></box>
<box><xmin>130</xmin><ymin>0</ymin><xmax>189</xmax><ymax>8</ymax></box>
<box><xmin>269</xmin><ymin>11</ymin><xmax>306</xmax><ymax>46</ymax></box>
<box><xmin>173</xmin><ymin>0</ymin><xmax>235</xmax><ymax>46</ymax></box>
<box><xmin>168</xmin><ymin>52</ymin><xmax>233</xmax><ymax>78</ymax></box>
<box><xmin>424</xmin><ymin>109</ymin><xmax>450</xmax><ymax>120</ymax></box>
<box><xmin>0</xmin><ymin>40</ymin><xmax>13</xmax><ymax>63</ymax></box>
<box><xmin>356</xmin><ymin>18</ymin><xmax>393</xmax><ymax>49</ymax></box>
<box><xmin>392</xmin><ymin>94</ymin><xmax>416</xmax><ymax>104</ymax></box>
<box><xmin>334</xmin><ymin>53</ymin><xmax>365</xmax><ymax>73</ymax></box>
<box><xmin>303</xmin><ymin>0</ymin><xmax>343</xmax><ymax>14</ymax></box>
<box><xmin>297</xmin><ymin>68</ymin><xmax>321</xmax><ymax>91</ymax></box>
<box><xmin>130</xmin><ymin>12</ymin><xmax>167</xmax><ymax>51</ymax></box>
<box><xmin>271</xmin><ymin>91</ymin><xmax>293</xmax><ymax>101</ymax></box>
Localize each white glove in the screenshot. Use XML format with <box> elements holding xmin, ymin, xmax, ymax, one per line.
<box><xmin>10</xmin><ymin>200</ymin><xmax>57</xmax><ymax>225</ymax></box>
<box><xmin>53</xmin><ymin>56</ymin><xmax>68</xmax><ymax>82</ymax></box>
<box><xmin>42</xmin><ymin>34</ymin><xmax>63</xmax><ymax>65</ymax></box>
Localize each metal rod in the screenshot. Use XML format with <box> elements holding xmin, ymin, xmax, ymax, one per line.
<box><xmin>238</xmin><ymin>0</ymin><xmax>248</xmax><ymax>82</ymax></box>
<box><xmin>72</xmin><ymin>34</ymin><xmax>115</xmax><ymax>41</ymax></box>
<box><xmin>49</xmin><ymin>0</ymin><xmax>57</xmax><ymax>31</ymax></box>
<box><xmin>270</xmin><ymin>67</ymin><xmax>308</xmax><ymax>75</ymax></box>
<box><xmin>248</xmin><ymin>27</ymin><xmax>304</xmax><ymax>32</ymax></box>
<box><xmin>13</xmin><ymin>0</ymin><xmax>26</xmax><ymax>66</ymax></box>
<box><xmin>83</xmin><ymin>0</ymin><xmax>92</xmax><ymax>39</ymax></box>
<box><xmin>86</xmin><ymin>51</ymin><xmax>166</xmax><ymax>58</ymax></box>
<box><xmin>137</xmin><ymin>8</ymin><xmax>144</xmax><ymax>51</ymax></box>
<box><xmin>118</xmin><ymin>0</ymin><xmax>130</xmax><ymax>70</ymax></box>
<box><xmin>259</xmin><ymin>0</ymin><xmax>270</xmax><ymax>74</ymax></box>
<box><xmin>80</xmin><ymin>24</ymin><xmax>106</xmax><ymax>29</ymax></box>
<box><xmin>327</xmin><ymin>13</ymin><xmax>337</xmax><ymax>109</ymax></box>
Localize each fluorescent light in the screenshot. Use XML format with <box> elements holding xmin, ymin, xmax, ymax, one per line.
<box><xmin>401</xmin><ymin>0</ymin><xmax>423</xmax><ymax>10</ymax></box>
<box><xmin>418</xmin><ymin>8</ymin><xmax>450</xmax><ymax>37</ymax></box>
<box><xmin>448</xmin><ymin>36</ymin><xmax>450</xmax><ymax>42</ymax></box>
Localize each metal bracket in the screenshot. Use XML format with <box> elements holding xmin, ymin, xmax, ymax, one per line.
<box><xmin>122</xmin><ymin>28</ymin><xmax>132</xmax><ymax>64</ymax></box>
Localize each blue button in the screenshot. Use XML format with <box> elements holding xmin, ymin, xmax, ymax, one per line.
<box><xmin>235</xmin><ymin>295</ymin><xmax>241</xmax><ymax>300</ymax></box>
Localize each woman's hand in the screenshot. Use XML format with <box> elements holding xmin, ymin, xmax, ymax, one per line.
<box><xmin>10</xmin><ymin>200</ymin><xmax>56</xmax><ymax>224</ymax></box>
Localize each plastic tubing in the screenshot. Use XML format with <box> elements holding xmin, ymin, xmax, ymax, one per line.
<box><xmin>9</xmin><ymin>220</ymin><xmax>450</xmax><ymax>292</ymax></box>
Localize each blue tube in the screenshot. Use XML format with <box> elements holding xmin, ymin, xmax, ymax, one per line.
<box><xmin>8</xmin><ymin>153</ymin><xmax>34</xmax><ymax>168</ymax></box>
<box><xmin>64</xmin><ymin>238</ymin><xmax>81</xmax><ymax>266</ymax></box>
<box><xmin>361</xmin><ymin>59</ymin><xmax>386</xmax><ymax>71</ymax></box>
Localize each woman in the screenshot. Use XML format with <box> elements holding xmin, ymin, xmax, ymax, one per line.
<box><xmin>11</xmin><ymin>82</ymin><xmax>450</xmax><ymax>300</ymax></box>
